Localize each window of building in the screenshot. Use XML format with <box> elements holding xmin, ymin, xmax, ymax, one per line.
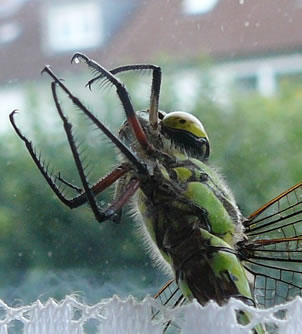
<box><xmin>235</xmin><ymin>75</ymin><xmax>258</xmax><ymax>93</ymax></box>
<box><xmin>0</xmin><ymin>22</ymin><xmax>21</xmax><ymax>44</ymax></box>
<box><xmin>45</xmin><ymin>2</ymin><xmax>103</xmax><ymax>53</ymax></box>
<box><xmin>183</xmin><ymin>0</ymin><xmax>219</xmax><ymax>15</ymax></box>
<box><xmin>0</xmin><ymin>0</ymin><xmax>29</xmax><ymax>17</ymax></box>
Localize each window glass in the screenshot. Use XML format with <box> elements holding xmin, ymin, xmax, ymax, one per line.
<box><xmin>46</xmin><ymin>2</ymin><xmax>103</xmax><ymax>53</ymax></box>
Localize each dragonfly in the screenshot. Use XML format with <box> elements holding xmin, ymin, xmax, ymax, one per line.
<box><xmin>154</xmin><ymin>181</ymin><xmax>302</xmax><ymax>331</ymax></box>
<box><xmin>9</xmin><ymin>53</ymin><xmax>302</xmax><ymax>333</ymax></box>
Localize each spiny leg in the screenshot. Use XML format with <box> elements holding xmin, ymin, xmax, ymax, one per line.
<box><xmin>103</xmin><ymin>177</ymin><xmax>140</xmax><ymax>221</ymax></box>
<box><xmin>42</xmin><ymin>66</ymin><xmax>147</xmax><ymax>175</ymax></box>
<box><xmin>45</xmin><ymin>68</ymin><xmax>147</xmax><ymax>221</ymax></box>
<box><xmin>9</xmin><ymin>110</ymin><xmax>75</xmax><ymax>208</ymax></box>
<box><xmin>10</xmin><ymin>91</ymin><xmax>136</xmax><ymax>222</ymax></box>
<box><xmin>86</xmin><ymin>62</ymin><xmax>162</xmax><ymax>131</ymax></box>
<box><xmin>57</xmin><ymin>172</ymin><xmax>82</xmax><ymax>193</ymax></box>
<box><xmin>51</xmin><ymin>81</ymin><xmax>139</xmax><ymax>222</ymax></box>
<box><xmin>11</xmin><ymin>64</ymin><xmax>151</xmax><ymax>222</ymax></box>
<box><xmin>54</xmin><ymin>163</ymin><xmax>131</xmax><ymax>207</ymax></box>
<box><xmin>57</xmin><ymin>163</ymin><xmax>131</xmax><ymax>207</ymax></box>
<box><xmin>71</xmin><ymin>53</ymin><xmax>155</xmax><ymax>153</ymax></box>
<box><xmin>112</xmin><ymin>64</ymin><xmax>162</xmax><ymax>132</ymax></box>
<box><xmin>51</xmin><ymin>81</ymin><xmax>102</xmax><ymax>220</ymax></box>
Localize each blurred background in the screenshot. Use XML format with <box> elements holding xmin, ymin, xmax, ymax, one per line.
<box><xmin>0</xmin><ymin>0</ymin><xmax>302</xmax><ymax>309</ymax></box>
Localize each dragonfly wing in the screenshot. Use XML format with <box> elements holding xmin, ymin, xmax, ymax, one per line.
<box><xmin>152</xmin><ymin>280</ymin><xmax>186</xmax><ymax>333</ymax></box>
<box><xmin>240</xmin><ymin>182</ymin><xmax>302</xmax><ymax>308</ymax></box>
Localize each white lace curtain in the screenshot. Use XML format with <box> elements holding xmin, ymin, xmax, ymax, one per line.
<box><xmin>1</xmin><ymin>295</ymin><xmax>301</xmax><ymax>334</ymax></box>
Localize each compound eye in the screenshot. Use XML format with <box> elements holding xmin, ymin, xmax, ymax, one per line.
<box><xmin>161</xmin><ymin>111</ymin><xmax>210</xmax><ymax>160</ymax></box>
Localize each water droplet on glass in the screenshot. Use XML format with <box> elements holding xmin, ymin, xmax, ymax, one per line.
<box><xmin>74</xmin><ymin>57</ymin><xmax>80</xmax><ymax>64</ymax></box>
<box><xmin>239</xmin><ymin>0</ymin><xmax>244</xmax><ymax>4</ymax></box>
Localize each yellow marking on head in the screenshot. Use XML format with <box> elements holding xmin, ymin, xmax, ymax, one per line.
<box><xmin>162</xmin><ymin>111</ymin><xmax>208</xmax><ymax>140</ymax></box>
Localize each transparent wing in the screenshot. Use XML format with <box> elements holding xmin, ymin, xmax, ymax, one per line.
<box><xmin>240</xmin><ymin>182</ymin><xmax>302</xmax><ymax>308</ymax></box>
<box><xmin>152</xmin><ymin>279</ymin><xmax>186</xmax><ymax>333</ymax></box>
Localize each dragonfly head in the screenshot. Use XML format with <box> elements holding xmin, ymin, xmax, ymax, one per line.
<box><xmin>119</xmin><ymin>110</ymin><xmax>210</xmax><ymax>163</ymax></box>
<box><xmin>161</xmin><ymin>111</ymin><xmax>210</xmax><ymax>161</ymax></box>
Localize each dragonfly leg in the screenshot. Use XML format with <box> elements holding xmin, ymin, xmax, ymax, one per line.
<box><xmin>71</xmin><ymin>53</ymin><xmax>155</xmax><ymax>153</ymax></box>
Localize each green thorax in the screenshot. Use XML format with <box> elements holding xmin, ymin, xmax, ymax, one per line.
<box><xmin>137</xmin><ymin>154</ymin><xmax>242</xmax><ymax>252</ymax></box>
